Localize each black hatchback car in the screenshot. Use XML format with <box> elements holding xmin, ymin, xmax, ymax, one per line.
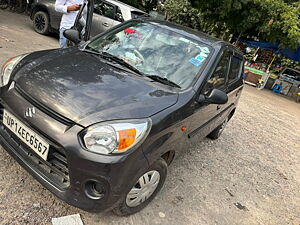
<box><xmin>0</xmin><ymin>18</ymin><xmax>244</xmax><ymax>215</ymax></box>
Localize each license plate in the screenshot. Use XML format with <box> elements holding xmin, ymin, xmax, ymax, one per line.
<box><xmin>3</xmin><ymin>109</ymin><xmax>49</xmax><ymax>161</ymax></box>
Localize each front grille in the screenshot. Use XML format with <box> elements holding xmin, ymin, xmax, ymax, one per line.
<box><xmin>15</xmin><ymin>85</ymin><xmax>74</xmax><ymax>127</ymax></box>
<box><xmin>0</xmin><ymin>107</ymin><xmax>70</xmax><ymax>189</ymax></box>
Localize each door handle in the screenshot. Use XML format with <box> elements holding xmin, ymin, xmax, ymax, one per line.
<box><xmin>102</xmin><ymin>22</ymin><xmax>109</xmax><ymax>27</ymax></box>
<box><xmin>217</xmin><ymin>105</ymin><xmax>221</xmax><ymax>110</ymax></box>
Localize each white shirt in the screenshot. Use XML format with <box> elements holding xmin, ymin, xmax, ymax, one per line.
<box><xmin>55</xmin><ymin>0</ymin><xmax>85</xmax><ymax>29</ymax></box>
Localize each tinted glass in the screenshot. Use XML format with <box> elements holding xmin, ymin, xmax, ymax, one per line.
<box><xmin>87</xmin><ymin>22</ymin><xmax>212</xmax><ymax>89</ymax></box>
<box><xmin>228</xmin><ymin>56</ymin><xmax>242</xmax><ymax>82</ymax></box>
<box><xmin>94</xmin><ymin>2</ymin><xmax>115</xmax><ymax>19</ymax></box>
<box><xmin>115</xmin><ymin>7</ymin><xmax>124</xmax><ymax>22</ymax></box>
<box><xmin>282</xmin><ymin>69</ymin><xmax>300</xmax><ymax>81</ymax></box>
<box><xmin>202</xmin><ymin>51</ymin><xmax>231</xmax><ymax>94</ymax></box>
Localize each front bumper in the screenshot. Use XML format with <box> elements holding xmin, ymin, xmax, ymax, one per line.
<box><xmin>0</xmin><ymin>84</ymin><xmax>149</xmax><ymax>212</ymax></box>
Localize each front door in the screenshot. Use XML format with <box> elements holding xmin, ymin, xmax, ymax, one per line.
<box><xmin>188</xmin><ymin>49</ymin><xmax>232</xmax><ymax>139</ymax></box>
<box><xmin>91</xmin><ymin>0</ymin><xmax>116</xmax><ymax>36</ymax></box>
<box><xmin>216</xmin><ymin>52</ymin><xmax>244</xmax><ymax>124</ymax></box>
<box><xmin>71</xmin><ymin>0</ymin><xmax>94</xmax><ymax>41</ymax></box>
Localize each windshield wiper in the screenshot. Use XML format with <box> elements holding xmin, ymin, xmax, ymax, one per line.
<box><xmin>146</xmin><ymin>75</ymin><xmax>181</xmax><ymax>88</ymax></box>
<box><xmin>83</xmin><ymin>47</ymin><xmax>144</xmax><ymax>76</ymax></box>
<box><xmin>99</xmin><ymin>51</ymin><xmax>144</xmax><ymax>76</ymax></box>
<box><xmin>83</xmin><ymin>48</ymin><xmax>180</xmax><ymax>88</ymax></box>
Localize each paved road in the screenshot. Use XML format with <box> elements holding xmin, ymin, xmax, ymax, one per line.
<box><xmin>0</xmin><ymin>10</ymin><xmax>58</xmax><ymax>65</ymax></box>
<box><xmin>1</xmin><ymin>10</ymin><xmax>300</xmax><ymax>225</ymax></box>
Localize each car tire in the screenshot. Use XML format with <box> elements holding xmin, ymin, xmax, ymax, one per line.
<box><xmin>207</xmin><ymin>117</ymin><xmax>229</xmax><ymax>140</ymax></box>
<box><xmin>0</xmin><ymin>0</ymin><xmax>9</xmax><ymax>9</ymax></box>
<box><xmin>33</xmin><ymin>11</ymin><xmax>50</xmax><ymax>35</ymax></box>
<box><xmin>113</xmin><ymin>158</ymin><xmax>167</xmax><ymax>216</ymax></box>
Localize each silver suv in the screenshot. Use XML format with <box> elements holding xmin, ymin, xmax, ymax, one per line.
<box><xmin>30</xmin><ymin>0</ymin><xmax>147</xmax><ymax>36</ymax></box>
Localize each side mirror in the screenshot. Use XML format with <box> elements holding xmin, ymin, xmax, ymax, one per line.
<box><xmin>198</xmin><ymin>89</ymin><xmax>228</xmax><ymax>105</ymax></box>
<box><xmin>63</xmin><ymin>29</ymin><xmax>81</xmax><ymax>45</ymax></box>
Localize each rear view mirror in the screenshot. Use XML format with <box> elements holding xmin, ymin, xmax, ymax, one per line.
<box><xmin>63</xmin><ymin>29</ymin><xmax>81</xmax><ymax>45</ymax></box>
<box><xmin>198</xmin><ymin>89</ymin><xmax>228</xmax><ymax>105</ymax></box>
<box><xmin>206</xmin><ymin>89</ymin><xmax>228</xmax><ymax>104</ymax></box>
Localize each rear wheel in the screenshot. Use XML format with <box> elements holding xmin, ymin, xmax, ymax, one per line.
<box><xmin>207</xmin><ymin>117</ymin><xmax>229</xmax><ymax>140</ymax></box>
<box><xmin>33</xmin><ymin>11</ymin><xmax>50</xmax><ymax>35</ymax></box>
<box><xmin>0</xmin><ymin>0</ymin><xmax>9</xmax><ymax>9</ymax></box>
<box><xmin>113</xmin><ymin>158</ymin><xmax>167</xmax><ymax>216</ymax></box>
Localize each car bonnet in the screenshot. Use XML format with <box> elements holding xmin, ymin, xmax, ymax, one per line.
<box><xmin>12</xmin><ymin>48</ymin><xmax>179</xmax><ymax>127</ymax></box>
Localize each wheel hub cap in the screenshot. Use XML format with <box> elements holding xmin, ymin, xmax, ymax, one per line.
<box><xmin>126</xmin><ymin>170</ymin><xmax>160</xmax><ymax>208</ymax></box>
<box><xmin>35</xmin><ymin>15</ymin><xmax>45</xmax><ymax>31</ymax></box>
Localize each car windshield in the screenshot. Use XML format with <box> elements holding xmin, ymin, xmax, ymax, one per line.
<box><xmin>86</xmin><ymin>21</ymin><xmax>212</xmax><ymax>89</ymax></box>
<box><xmin>282</xmin><ymin>69</ymin><xmax>300</xmax><ymax>81</ymax></box>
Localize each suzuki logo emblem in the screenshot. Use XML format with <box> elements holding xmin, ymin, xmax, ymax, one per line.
<box><xmin>24</xmin><ymin>107</ymin><xmax>36</xmax><ymax>118</ymax></box>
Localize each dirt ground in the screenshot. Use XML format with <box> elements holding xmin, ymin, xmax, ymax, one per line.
<box><xmin>0</xmin><ymin>10</ymin><xmax>300</xmax><ymax>225</ymax></box>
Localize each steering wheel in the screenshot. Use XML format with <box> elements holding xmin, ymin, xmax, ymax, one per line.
<box><xmin>133</xmin><ymin>49</ymin><xmax>145</xmax><ymax>64</ymax></box>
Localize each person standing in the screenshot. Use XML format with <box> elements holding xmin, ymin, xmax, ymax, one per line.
<box><xmin>55</xmin><ymin>0</ymin><xmax>83</xmax><ymax>48</ymax></box>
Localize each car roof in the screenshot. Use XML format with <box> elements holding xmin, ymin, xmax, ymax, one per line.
<box><xmin>138</xmin><ymin>18</ymin><xmax>243</xmax><ymax>54</ymax></box>
<box><xmin>106</xmin><ymin>0</ymin><xmax>146</xmax><ymax>13</ymax></box>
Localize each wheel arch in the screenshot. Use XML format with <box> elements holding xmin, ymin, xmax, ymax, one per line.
<box><xmin>30</xmin><ymin>4</ymin><xmax>50</xmax><ymax>20</ymax></box>
<box><xmin>228</xmin><ymin>108</ymin><xmax>236</xmax><ymax>121</ymax></box>
<box><xmin>161</xmin><ymin>150</ymin><xmax>175</xmax><ymax>166</ymax></box>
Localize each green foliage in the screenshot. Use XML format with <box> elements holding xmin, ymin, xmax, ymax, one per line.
<box><xmin>164</xmin><ymin>0</ymin><xmax>201</xmax><ymax>29</ymax></box>
<box><xmin>163</xmin><ymin>0</ymin><xmax>231</xmax><ymax>39</ymax></box>
<box><xmin>280</xmin><ymin>57</ymin><xmax>300</xmax><ymax>71</ymax></box>
<box><xmin>189</xmin><ymin>0</ymin><xmax>300</xmax><ymax>49</ymax></box>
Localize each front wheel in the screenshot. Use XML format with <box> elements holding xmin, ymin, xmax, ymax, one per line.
<box><xmin>33</xmin><ymin>11</ymin><xmax>50</xmax><ymax>35</ymax></box>
<box><xmin>113</xmin><ymin>158</ymin><xmax>167</xmax><ymax>216</ymax></box>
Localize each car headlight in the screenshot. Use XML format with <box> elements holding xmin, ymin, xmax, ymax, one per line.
<box><xmin>82</xmin><ymin>119</ymin><xmax>152</xmax><ymax>155</ymax></box>
<box><xmin>0</xmin><ymin>54</ymin><xmax>28</xmax><ymax>87</ymax></box>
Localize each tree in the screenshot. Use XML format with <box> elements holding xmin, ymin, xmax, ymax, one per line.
<box><xmin>188</xmin><ymin>0</ymin><xmax>300</xmax><ymax>49</ymax></box>
<box><xmin>120</xmin><ymin>0</ymin><xmax>299</xmax><ymax>50</ymax></box>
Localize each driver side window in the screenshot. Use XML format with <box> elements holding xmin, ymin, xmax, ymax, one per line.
<box><xmin>94</xmin><ymin>1</ymin><xmax>115</xmax><ymax>19</ymax></box>
<box><xmin>115</xmin><ymin>7</ymin><xmax>124</xmax><ymax>22</ymax></box>
<box><xmin>202</xmin><ymin>50</ymin><xmax>231</xmax><ymax>94</ymax></box>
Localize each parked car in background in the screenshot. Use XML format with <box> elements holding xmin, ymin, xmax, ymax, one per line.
<box><xmin>277</xmin><ymin>67</ymin><xmax>300</xmax><ymax>97</ymax></box>
<box><xmin>279</xmin><ymin>67</ymin><xmax>300</xmax><ymax>82</ymax></box>
<box><xmin>30</xmin><ymin>0</ymin><xmax>147</xmax><ymax>36</ymax></box>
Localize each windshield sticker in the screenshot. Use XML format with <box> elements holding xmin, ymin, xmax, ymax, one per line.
<box><xmin>195</xmin><ymin>55</ymin><xmax>205</xmax><ymax>62</ymax></box>
<box><xmin>200</xmin><ymin>47</ymin><xmax>210</xmax><ymax>54</ymax></box>
<box><xmin>189</xmin><ymin>58</ymin><xmax>203</xmax><ymax>67</ymax></box>
<box><xmin>189</xmin><ymin>54</ymin><xmax>207</xmax><ymax>67</ymax></box>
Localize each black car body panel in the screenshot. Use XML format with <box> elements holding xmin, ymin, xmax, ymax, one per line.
<box><xmin>0</xmin><ymin>86</ymin><xmax>150</xmax><ymax>211</ymax></box>
<box><xmin>13</xmin><ymin>48</ymin><xmax>178</xmax><ymax>126</ymax></box>
<box><xmin>0</xmin><ymin>18</ymin><xmax>244</xmax><ymax>212</ymax></box>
